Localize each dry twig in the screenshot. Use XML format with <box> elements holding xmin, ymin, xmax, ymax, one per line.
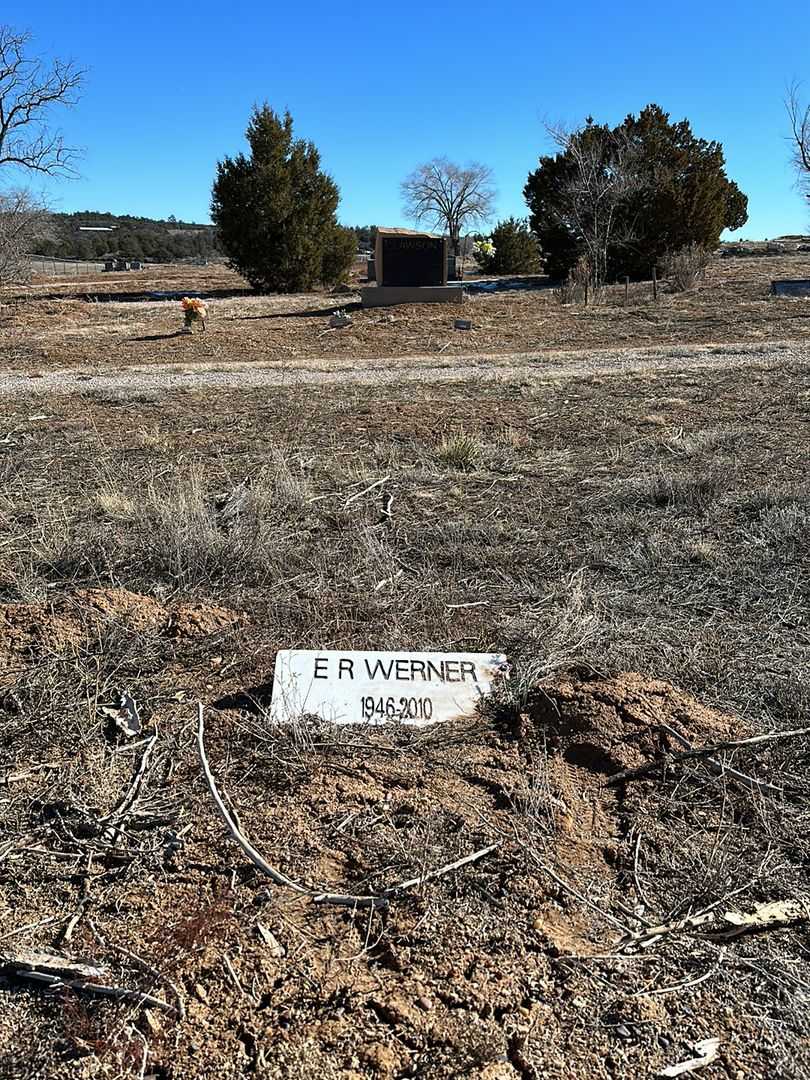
<box><xmin>101</xmin><ymin>732</ymin><xmax>158</xmax><ymax>843</ymax></box>
<box><xmin>344</xmin><ymin>476</ymin><xmax>391</xmax><ymax>508</ymax></box>
<box><xmin>0</xmin><ymin>947</ymin><xmax>178</xmax><ymax>1015</ymax></box>
<box><xmin>197</xmin><ymin>703</ymin><xmax>500</xmax><ymax>910</ymax></box>
<box><xmin>605</xmin><ymin>722</ymin><xmax>804</xmax><ymax>795</ymax></box>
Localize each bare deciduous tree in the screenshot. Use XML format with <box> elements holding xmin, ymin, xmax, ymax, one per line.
<box><xmin>0</xmin><ymin>25</ymin><xmax>83</xmax><ymax>176</ymax></box>
<box><xmin>0</xmin><ymin>189</ymin><xmax>49</xmax><ymax>283</ymax></box>
<box><xmin>546</xmin><ymin>121</ymin><xmax>645</xmax><ymax>290</ymax></box>
<box><xmin>401</xmin><ymin>158</ymin><xmax>496</xmax><ymax>255</ymax></box>
<box><xmin>786</xmin><ymin>82</ymin><xmax>810</xmax><ymax>202</ymax></box>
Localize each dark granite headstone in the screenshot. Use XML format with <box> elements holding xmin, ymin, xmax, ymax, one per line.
<box><xmin>380</xmin><ymin>234</ymin><xmax>445</xmax><ymax>287</ymax></box>
<box><xmin>771</xmin><ymin>279</ymin><xmax>810</xmax><ymax>297</ymax></box>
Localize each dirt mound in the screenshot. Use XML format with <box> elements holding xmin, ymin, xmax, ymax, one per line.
<box><xmin>526</xmin><ymin>669</ymin><xmax>735</xmax><ymax>765</ymax></box>
<box><xmin>0</xmin><ymin>587</ymin><xmax>245</xmax><ymax>673</ymax></box>
<box><xmin>517</xmin><ymin>670</ymin><xmax>737</xmax><ymax>868</ymax></box>
<box><xmin>2</xmin><ymin>670</ymin><xmax>805</xmax><ymax>1079</ymax></box>
<box><xmin>75</xmin><ymin>586</ymin><xmax>166</xmax><ymax>630</ymax></box>
<box><xmin>166</xmin><ymin>601</ymin><xmax>244</xmax><ymax>639</ymax></box>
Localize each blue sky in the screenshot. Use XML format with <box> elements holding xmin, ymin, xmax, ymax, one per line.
<box><xmin>6</xmin><ymin>1</ymin><xmax>810</xmax><ymax>237</ymax></box>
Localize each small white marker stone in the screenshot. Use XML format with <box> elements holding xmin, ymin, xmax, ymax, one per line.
<box><xmin>269</xmin><ymin>649</ymin><xmax>508</xmax><ymax>727</ymax></box>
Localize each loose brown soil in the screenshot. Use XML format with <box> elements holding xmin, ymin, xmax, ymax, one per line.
<box><xmin>2</xmin><ymin>606</ymin><xmax>804</xmax><ymax>1079</ymax></box>
<box><xmin>0</xmin><ymin>588</ymin><xmax>244</xmax><ymax>680</ymax></box>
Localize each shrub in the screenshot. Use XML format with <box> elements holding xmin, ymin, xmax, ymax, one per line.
<box><xmin>473</xmin><ymin>218</ymin><xmax>541</xmax><ymax>275</ymax></box>
<box><xmin>559</xmin><ymin>255</ymin><xmax>592</xmax><ymax>304</ymax></box>
<box><xmin>660</xmin><ymin>243</ymin><xmax>711</xmax><ymax>292</ymax></box>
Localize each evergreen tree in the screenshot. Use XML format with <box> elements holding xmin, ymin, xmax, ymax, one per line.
<box><xmin>474</xmin><ymin>217</ymin><xmax>542</xmax><ymax>274</ymax></box>
<box><xmin>524</xmin><ymin>104</ymin><xmax>748</xmax><ymax>281</ymax></box>
<box><xmin>211</xmin><ymin>106</ymin><xmax>353</xmax><ymax>292</ymax></box>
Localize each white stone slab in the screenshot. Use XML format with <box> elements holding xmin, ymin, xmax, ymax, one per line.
<box><xmin>269</xmin><ymin>650</ymin><xmax>509</xmax><ymax>727</ymax></box>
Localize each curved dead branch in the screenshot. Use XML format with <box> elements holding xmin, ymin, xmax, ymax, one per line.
<box><xmin>197</xmin><ymin>703</ymin><xmax>387</xmax><ymax>908</ymax></box>
<box><xmin>196</xmin><ymin>703</ymin><xmax>501</xmax><ymax>910</ymax></box>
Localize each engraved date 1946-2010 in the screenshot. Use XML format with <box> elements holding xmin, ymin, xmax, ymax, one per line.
<box><xmin>360</xmin><ymin>696</ymin><xmax>433</xmax><ymax>723</ymax></box>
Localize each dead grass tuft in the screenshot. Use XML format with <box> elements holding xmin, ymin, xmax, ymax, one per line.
<box><xmin>755</xmin><ymin>501</ymin><xmax>810</xmax><ymax>545</ymax></box>
<box><xmin>436</xmin><ymin>431</ymin><xmax>482</xmax><ymax>471</ymax></box>
<box><xmin>655</xmin><ymin>424</ymin><xmax>744</xmax><ymax>457</ymax></box>
<box><xmin>632</xmin><ymin>467</ymin><xmax>730</xmax><ymax>510</ymax></box>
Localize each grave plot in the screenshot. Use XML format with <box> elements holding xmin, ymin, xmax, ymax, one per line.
<box><xmin>3</xmin><ymin>645</ymin><xmax>808</xmax><ymax>1080</ymax></box>
<box><xmin>1</xmin><ymin>364</ymin><xmax>809</xmax><ymax>1079</ymax></box>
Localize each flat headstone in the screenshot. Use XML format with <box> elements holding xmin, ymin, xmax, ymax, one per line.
<box><xmin>771</xmin><ymin>279</ymin><xmax>810</xmax><ymax>297</ymax></box>
<box><xmin>269</xmin><ymin>649</ymin><xmax>508</xmax><ymax>727</ymax></box>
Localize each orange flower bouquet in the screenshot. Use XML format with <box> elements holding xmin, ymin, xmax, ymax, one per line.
<box><xmin>181</xmin><ymin>296</ymin><xmax>208</xmax><ymax>332</ymax></box>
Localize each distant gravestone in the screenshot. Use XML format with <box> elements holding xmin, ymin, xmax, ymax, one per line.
<box><xmin>377</xmin><ymin>229</ymin><xmax>446</xmax><ymax>287</ymax></box>
<box><xmin>361</xmin><ymin>227</ymin><xmax>463</xmax><ymax>306</ymax></box>
<box><xmin>771</xmin><ymin>279</ymin><xmax>810</xmax><ymax>297</ymax></box>
<box><xmin>270</xmin><ymin>649</ymin><xmax>508</xmax><ymax>727</ymax></box>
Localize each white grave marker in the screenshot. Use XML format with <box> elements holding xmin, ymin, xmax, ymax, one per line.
<box><xmin>269</xmin><ymin>650</ymin><xmax>508</xmax><ymax>727</ymax></box>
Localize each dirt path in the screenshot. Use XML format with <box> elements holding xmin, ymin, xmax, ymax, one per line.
<box><xmin>1</xmin><ymin>339</ymin><xmax>804</xmax><ymax>397</ymax></box>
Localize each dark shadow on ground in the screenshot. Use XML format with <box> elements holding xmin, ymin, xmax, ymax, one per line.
<box><xmin>7</xmin><ymin>287</ymin><xmax>255</xmax><ymax>304</ymax></box>
<box><xmin>132</xmin><ymin>330</ymin><xmax>190</xmax><ymax>342</ymax></box>
<box><xmin>237</xmin><ymin>302</ymin><xmax>362</xmax><ymax>321</ymax></box>
<box><xmin>212</xmin><ymin>684</ymin><xmax>273</xmax><ymax>714</ymax></box>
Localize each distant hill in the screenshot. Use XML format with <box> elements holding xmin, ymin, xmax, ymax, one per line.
<box><xmin>32</xmin><ymin>211</ymin><xmax>224</xmax><ymax>263</ymax></box>
<box><xmin>32</xmin><ymin>214</ymin><xmax>378</xmax><ymax>264</ymax></box>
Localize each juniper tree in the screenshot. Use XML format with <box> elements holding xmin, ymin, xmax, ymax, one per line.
<box><xmin>211</xmin><ymin>106</ymin><xmax>353</xmax><ymax>292</ymax></box>
<box><xmin>524</xmin><ymin>105</ymin><xmax>748</xmax><ymax>282</ymax></box>
<box><xmin>473</xmin><ymin>217</ymin><xmax>541</xmax><ymax>275</ymax></box>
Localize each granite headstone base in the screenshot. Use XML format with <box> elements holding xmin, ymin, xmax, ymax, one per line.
<box><xmin>361</xmin><ymin>285</ymin><xmax>464</xmax><ymax>307</ymax></box>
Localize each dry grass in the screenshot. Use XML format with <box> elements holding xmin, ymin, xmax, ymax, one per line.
<box><xmin>2</xmin><ymin>356</ymin><xmax>807</xmax><ymax>721</ymax></box>
<box><xmin>3</xmin><ymin>252</ymin><xmax>810</xmax><ymax>377</ymax></box>
<box><xmin>659</xmin><ymin>243</ymin><xmax>712</xmax><ymax>292</ymax></box>
<box><xmin>2</xmin><ymin>341</ymin><xmax>810</xmax><ymax>1078</ymax></box>
<box><xmin>435</xmin><ymin>430</ymin><xmax>482</xmax><ymax>471</ymax></box>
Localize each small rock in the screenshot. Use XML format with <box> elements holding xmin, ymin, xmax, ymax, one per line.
<box><xmin>416</xmin><ymin>996</ymin><xmax>433</xmax><ymax>1011</ymax></box>
<box><xmin>256</xmin><ymin>923</ymin><xmax>285</xmax><ymax>957</ymax></box>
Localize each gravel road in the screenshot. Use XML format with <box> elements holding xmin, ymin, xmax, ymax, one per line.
<box><xmin>0</xmin><ymin>341</ymin><xmax>803</xmax><ymax>398</ymax></box>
